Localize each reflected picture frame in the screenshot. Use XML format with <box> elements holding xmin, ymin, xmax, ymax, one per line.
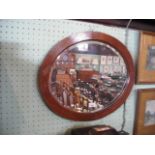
<box><xmin>137</xmin><ymin>31</ymin><xmax>155</xmax><ymax>83</ymax></box>
<box><xmin>134</xmin><ymin>89</ymin><xmax>155</xmax><ymax>135</ymax></box>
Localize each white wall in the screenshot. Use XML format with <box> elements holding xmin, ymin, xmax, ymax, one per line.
<box><xmin>0</xmin><ymin>19</ymin><xmax>155</xmax><ymax>134</ymax></box>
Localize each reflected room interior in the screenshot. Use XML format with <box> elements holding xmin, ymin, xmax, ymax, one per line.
<box><xmin>50</xmin><ymin>41</ymin><xmax>128</xmax><ymax>113</ymax></box>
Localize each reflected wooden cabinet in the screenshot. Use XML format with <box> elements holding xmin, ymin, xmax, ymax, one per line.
<box><xmin>77</xmin><ymin>70</ymin><xmax>99</xmax><ymax>81</ymax></box>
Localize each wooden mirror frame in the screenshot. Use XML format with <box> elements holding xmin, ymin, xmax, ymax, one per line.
<box><xmin>38</xmin><ymin>31</ymin><xmax>135</xmax><ymax>121</ymax></box>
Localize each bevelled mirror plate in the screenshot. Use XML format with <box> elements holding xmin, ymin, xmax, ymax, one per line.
<box><xmin>50</xmin><ymin>41</ymin><xmax>127</xmax><ymax>113</ymax></box>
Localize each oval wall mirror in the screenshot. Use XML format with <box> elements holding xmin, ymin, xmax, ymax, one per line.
<box><xmin>38</xmin><ymin>32</ymin><xmax>134</xmax><ymax>121</ymax></box>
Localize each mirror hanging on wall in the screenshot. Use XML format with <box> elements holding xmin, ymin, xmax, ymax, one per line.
<box><xmin>38</xmin><ymin>31</ymin><xmax>134</xmax><ymax>121</ymax></box>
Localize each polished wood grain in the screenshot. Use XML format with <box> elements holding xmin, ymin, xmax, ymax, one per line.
<box><xmin>38</xmin><ymin>31</ymin><xmax>135</xmax><ymax>121</ymax></box>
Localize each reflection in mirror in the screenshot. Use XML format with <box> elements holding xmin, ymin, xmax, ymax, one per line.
<box><xmin>50</xmin><ymin>41</ymin><xmax>128</xmax><ymax>113</ymax></box>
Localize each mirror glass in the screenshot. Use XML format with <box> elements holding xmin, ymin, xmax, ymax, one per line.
<box><xmin>50</xmin><ymin>41</ymin><xmax>128</xmax><ymax>113</ymax></box>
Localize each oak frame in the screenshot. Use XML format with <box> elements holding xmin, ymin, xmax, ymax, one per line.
<box><xmin>137</xmin><ymin>31</ymin><xmax>155</xmax><ymax>83</ymax></box>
